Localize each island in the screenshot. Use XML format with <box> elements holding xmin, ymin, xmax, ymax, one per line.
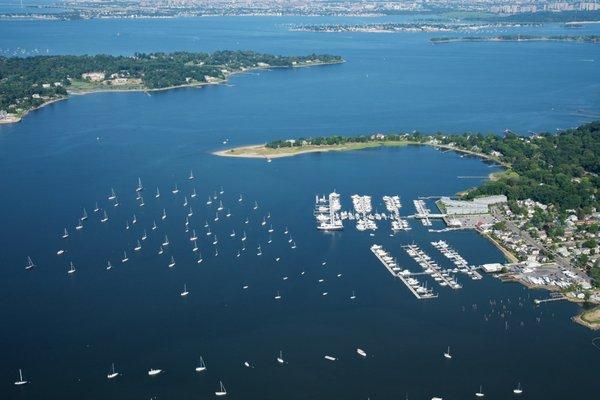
<box><xmin>216</xmin><ymin>122</ymin><xmax>600</xmax><ymax>329</ymax></box>
<box><xmin>291</xmin><ymin>22</ymin><xmax>539</xmax><ymax>33</ymax></box>
<box><xmin>0</xmin><ymin>51</ymin><xmax>343</xmax><ymax>124</ymax></box>
<box><xmin>431</xmin><ymin>35</ymin><xmax>600</xmax><ymax>43</ymax></box>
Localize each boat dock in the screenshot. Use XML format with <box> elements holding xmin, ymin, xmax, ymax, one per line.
<box><xmin>314</xmin><ymin>192</ymin><xmax>344</xmax><ymax>231</ymax></box>
<box><xmin>413</xmin><ymin>200</ymin><xmax>433</xmax><ymax>226</ymax></box>
<box><xmin>403</xmin><ymin>244</ymin><xmax>462</xmax><ymax>290</ymax></box>
<box><xmin>370</xmin><ymin>244</ymin><xmax>437</xmax><ymax>299</ymax></box>
<box><xmin>431</xmin><ymin>240</ymin><xmax>483</xmax><ymax>280</ymax></box>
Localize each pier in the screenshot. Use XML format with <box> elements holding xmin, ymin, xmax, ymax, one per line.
<box><xmin>403</xmin><ymin>244</ymin><xmax>462</xmax><ymax>290</ymax></box>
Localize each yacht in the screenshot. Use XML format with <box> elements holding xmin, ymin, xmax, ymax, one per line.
<box><xmin>62</xmin><ymin>228</ymin><xmax>69</xmax><ymax>239</ymax></box>
<box><xmin>25</xmin><ymin>256</ymin><xmax>35</xmax><ymax>270</ymax></box>
<box><xmin>276</xmin><ymin>351</ymin><xmax>284</xmax><ymax>364</ymax></box>
<box><xmin>168</xmin><ymin>256</ymin><xmax>176</xmax><ymax>268</ymax></box>
<box><xmin>195</xmin><ymin>356</ymin><xmax>206</xmax><ymax>372</ymax></box>
<box><xmin>475</xmin><ymin>385</ymin><xmax>484</xmax><ymax>397</ymax></box>
<box><xmin>14</xmin><ymin>369</ymin><xmax>27</xmax><ymax>386</ymax></box>
<box><xmin>180</xmin><ymin>284</ymin><xmax>189</xmax><ymax>297</ymax></box>
<box><xmin>107</xmin><ymin>363</ymin><xmax>119</xmax><ymax>379</ymax></box>
<box><xmin>172</xmin><ymin>184</ymin><xmax>179</xmax><ymax>195</ymax></box>
<box><xmin>136</xmin><ymin>178</ymin><xmax>143</xmax><ymax>192</ymax></box>
<box><xmin>147</xmin><ymin>368</ymin><xmax>162</xmax><ymax>376</ymax></box>
<box><xmin>513</xmin><ymin>383</ymin><xmax>523</xmax><ymax>394</ymax></box>
<box><xmin>67</xmin><ymin>261</ymin><xmax>76</xmax><ymax>274</ymax></box>
<box><xmin>443</xmin><ymin>346</ymin><xmax>452</xmax><ymax>359</ymax></box>
<box><xmin>215</xmin><ymin>381</ymin><xmax>227</xmax><ymax>397</ymax></box>
<box><xmin>356</xmin><ymin>348</ymin><xmax>367</xmax><ymax>357</ymax></box>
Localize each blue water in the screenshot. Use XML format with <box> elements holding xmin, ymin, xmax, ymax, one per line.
<box><xmin>1</xmin><ymin>16</ymin><xmax>599</xmax><ymax>399</ymax></box>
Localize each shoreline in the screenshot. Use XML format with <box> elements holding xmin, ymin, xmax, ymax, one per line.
<box><xmin>1</xmin><ymin>60</ymin><xmax>343</xmax><ymax>125</ymax></box>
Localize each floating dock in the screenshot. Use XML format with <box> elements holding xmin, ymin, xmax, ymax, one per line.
<box><xmin>403</xmin><ymin>244</ymin><xmax>462</xmax><ymax>290</ymax></box>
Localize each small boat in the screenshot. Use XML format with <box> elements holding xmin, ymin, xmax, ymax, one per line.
<box><xmin>190</xmin><ymin>229</ymin><xmax>198</xmax><ymax>241</ymax></box>
<box><xmin>106</xmin><ymin>261</ymin><xmax>113</xmax><ymax>271</ymax></box>
<box><xmin>253</xmin><ymin>201</ymin><xmax>258</xmax><ymax>210</ymax></box>
<box><xmin>267</xmin><ymin>158</ymin><xmax>272</xmax><ymax>163</ymax></box>
<box><xmin>57</xmin><ymin>249</ymin><xmax>65</xmax><ymax>255</ymax></box>
<box><xmin>242</xmin><ymin>285</ymin><xmax>249</xmax><ymax>289</ymax></box>
<box><xmin>101</xmin><ymin>210</ymin><xmax>108</xmax><ymax>223</ymax></box>
<box><xmin>62</xmin><ymin>228</ymin><xmax>69</xmax><ymax>239</ymax></box>
<box><xmin>139</xmin><ymin>197</ymin><xmax>145</xmax><ymax>207</ymax></box>
<box><xmin>122</xmin><ymin>251</ymin><xmax>129</xmax><ymax>263</ymax></box>
<box><xmin>132</xmin><ymin>214</ymin><xmax>137</xmax><ymax>224</ymax></box>
<box><xmin>195</xmin><ymin>356</ymin><xmax>206</xmax><ymax>372</ymax></box>
<box><xmin>180</xmin><ymin>284</ymin><xmax>189</xmax><ymax>297</ymax></box>
<box><xmin>94</xmin><ymin>202</ymin><xmax>99</xmax><ymax>213</ymax></box>
<box><xmin>261</xmin><ymin>217</ymin><xmax>266</xmax><ymax>226</ymax></box>
<box><xmin>113</xmin><ymin>198</ymin><xmax>119</xmax><ymax>207</ymax></box>
<box><xmin>244</xmin><ymin>218</ymin><xmax>249</xmax><ymax>224</ymax></box>
<box><xmin>475</xmin><ymin>385</ymin><xmax>485</xmax><ymax>397</ymax></box>
<box><xmin>443</xmin><ymin>346</ymin><xmax>452</xmax><ymax>359</ymax></box>
<box><xmin>204</xmin><ymin>221</ymin><xmax>209</xmax><ymax>228</ymax></box>
<box><xmin>162</xmin><ymin>235</ymin><xmax>169</xmax><ymax>246</ymax></box>
<box><xmin>276</xmin><ymin>351</ymin><xmax>284</xmax><ymax>364</ymax></box>
<box><xmin>172</xmin><ymin>184</ymin><xmax>179</xmax><ymax>195</ymax></box>
<box><xmin>217</xmin><ymin>201</ymin><xmax>224</xmax><ymax>211</ymax></box>
<box><xmin>192</xmin><ymin>240</ymin><xmax>199</xmax><ymax>252</ymax></box>
<box><xmin>322</xmin><ymin>292</ymin><xmax>328</xmax><ymax>296</ymax></box>
<box><xmin>134</xmin><ymin>240</ymin><xmax>142</xmax><ymax>251</ymax></box>
<box><xmin>513</xmin><ymin>383</ymin><xmax>523</xmax><ymax>394</ymax></box>
<box><xmin>213</xmin><ymin>235</ymin><xmax>218</xmax><ymax>245</ymax></box>
<box><xmin>337</xmin><ymin>273</ymin><xmax>342</xmax><ymax>278</ymax></box>
<box><xmin>241</xmin><ymin>232</ymin><xmax>247</xmax><ymax>242</ymax></box>
<box><xmin>158</xmin><ymin>245</ymin><xmax>164</xmax><ymax>255</ymax></box>
<box><xmin>75</xmin><ymin>220</ymin><xmax>83</xmax><ymax>230</ymax></box>
<box><xmin>197</xmin><ymin>253</ymin><xmax>203</xmax><ymax>264</ymax></box>
<box><xmin>136</xmin><ymin>177</ymin><xmax>143</xmax><ymax>192</ymax></box>
<box><xmin>188</xmin><ymin>170</ymin><xmax>194</xmax><ymax>180</ymax></box>
<box><xmin>155</xmin><ymin>187</ymin><xmax>160</xmax><ymax>198</ymax></box>
<box><xmin>238</xmin><ymin>194</ymin><xmax>243</xmax><ymax>202</ymax></box>
<box><xmin>219</xmin><ymin>186</ymin><xmax>224</xmax><ymax>195</ymax></box>
<box><xmin>67</xmin><ymin>261</ymin><xmax>76</xmax><ymax>274</ymax></box>
<box><xmin>356</xmin><ymin>348</ymin><xmax>366</xmax><ymax>357</ymax></box>
<box><xmin>206</xmin><ymin>196</ymin><xmax>212</xmax><ymax>205</ymax></box>
<box><xmin>256</xmin><ymin>245</ymin><xmax>262</xmax><ymax>256</ymax></box>
<box><xmin>81</xmin><ymin>208</ymin><xmax>88</xmax><ymax>221</ymax></box>
<box><xmin>25</xmin><ymin>256</ymin><xmax>35</xmax><ymax>270</ymax></box>
<box><xmin>183</xmin><ymin>196</ymin><xmax>188</xmax><ymax>207</ymax></box>
<box><xmin>168</xmin><ymin>256</ymin><xmax>176</xmax><ymax>268</ymax></box>
<box><xmin>268</xmin><ymin>225</ymin><xmax>274</xmax><ymax>233</ymax></box>
<box><xmin>161</xmin><ymin>209</ymin><xmax>167</xmax><ymax>220</ymax></box>
<box><xmin>243</xmin><ymin>361</ymin><xmax>251</xmax><ymax>368</ymax></box>
<box><xmin>226</xmin><ymin>210</ymin><xmax>231</xmax><ymax>218</ymax></box>
<box><xmin>267</xmin><ymin>236</ymin><xmax>272</xmax><ymax>244</ymax></box>
<box><xmin>107</xmin><ymin>363</ymin><xmax>119</xmax><ymax>379</ymax></box>
<box><xmin>274</xmin><ymin>291</ymin><xmax>282</xmax><ymax>300</ymax></box>
<box><xmin>230</xmin><ymin>229</ymin><xmax>236</xmax><ymax>238</ymax></box>
<box><xmin>14</xmin><ymin>369</ymin><xmax>27</xmax><ymax>386</ymax></box>
<box><xmin>214</xmin><ymin>212</ymin><xmax>218</xmax><ymax>221</ymax></box>
<box><xmin>141</xmin><ymin>230</ymin><xmax>147</xmax><ymax>241</ymax></box>
<box><xmin>147</xmin><ymin>368</ymin><xmax>162</xmax><ymax>376</ymax></box>
<box><xmin>275</xmin><ymin>257</ymin><xmax>280</xmax><ymax>262</ymax></box>
<box><xmin>350</xmin><ymin>290</ymin><xmax>356</xmax><ymax>300</ymax></box>
<box><xmin>125</xmin><ymin>221</ymin><xmax>130</xmax><ymax>230</ymax></box>
<box><xmin>108</xmin><ymin>188</ymin><xmax>117</xmax><ymax>200</ymax></box>
<box><xmin>324</xmin><ymin>355</ymin><xmax>336</xmax><ymax>361</ymax></box>
<box><xmin>215</xmin><ymin>380</ymin><xmax>227</xmax><ymax>397</ymax></box>
<box><xmin>284</xmin><ymin>227</ymin><xmax>289</xmax><ymax>235</ymax></box>
<box><xmin>291</xmin><ymin>241</ymin><xmax>296</xmax><ymax>249</ymax></box>
<box><xmin>191</xmin><ymin>188</ymin><xmax>197</xmax><ymax>198</ymax></box>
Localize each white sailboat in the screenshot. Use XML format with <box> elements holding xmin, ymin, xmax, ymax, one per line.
<box><xmin>183</xmin><ymin>196</ymin><xmax>188</xmax><ymax>207</ymax></box>
<box><xmin>443</xmin><ymin>346</ymin><xmax>452</xmax><ymax>359</ymax></box>
<box><xmin>57</xmin><ymin>249</ymin><xmax>65</xmax><ymax>256</ymax></box>
<box><xmin>192</xmin><ymin>240</ymin><xmax>199</xmax><ymax>252</ymax></box>
<box><xmin>238</xmin><ymin>194</ymin><xmax>243</xmax><ymax>202</ymax></box>
<box><xmin>136</xmin><ymin>177</ymin><xmax>143</xmax><ymax>192</ymax></box>
<box><xmin>475</xmin><ymin>385</ymin><xmax>485</xmax><ymax>397</ymax></box>
<box><xmin>226</xmin><ymin>209</ymin><xmax>231</xmax><ymax>218</ymax></box>
<box><xmin>513</xmin><ymin>383</ymin><xmax>523</xmax><ymax>394</ymax></box>
<box><xmin>67</xmin><ymin>261</ymin><xmax>76</xmax><ymax>274</ymax></box>
<box><xmin>62</xmin><ymin>228</ymin><xmax>69</xmax><ymax>238</ymax></box>
<box><xmin>172</xmin><ymin>184</ymin><xmax>179</xmax><ymax>195</ymax></box>
<box><xmin>253</xmin><ymin>201</ymin><xmax>258</xmax><ymax>210</ymax></box>
<box><xmin>350</xmin><ymin>290</ymin><xmax>356</xmax><ymax>300</ymax></box>
<box><xmin>168</xmin><ymin>256</ymin><xmax>176</xmax><ymax>268</ymax></box>
<box><xmin>190</xmin><ymin>229</ymin><xmax>198</xmax><ymax>241</ymax></box>
<box><xmin>161</xmin><ymin>209</ymin><xmax>167</xmax><ymax>220</ymax></box>
<box><xmin>230</xmin><ymin>229</ymin><xmax>236</xmax><ymax>238</ymax></box>
<box><xmin>75</xmin><ymin>220</ymin><xmax>83</xmax><ymax>230</ymax></box>
<box><xmin>158</xmin><ymin>245</ymin><xmax>164</xmax><ymax>255</ymax></box>
<box><xmin>276</xmin><ymin>350</ymin><xmax>284</xmax><ymax>364</ymax></box>
<box><xmin>134</xmin><ymin>240</ymin><xmax>142</xmax><ymax>251</ymax></box>
<box><xmin>267</xmin><ymin>236</ymin><xmax>272</xmax><ymax>244</ymax></box>
<box><xmin>106</xmin><ymin>261</ymin><xmax>113</xmax><ymax>270</ymax></box>
<box><xmin>356</xmin><ymin>348</ymin><xmax>367</xmax><ymax>357</ymax></box>
<box><xmin>81</xmin><ymin>208</ymin><xmax>88</xmax><ymax>221</ymax></box>
<box><xmin>241</xmin><ymin>231</ymin><xmax>247</xmax><ymax>242</ymax></box>
<box><xmin>14</xmin><ymin>369</ymin><xmax>27</xmax><ymax>386</ymax></box>
<box><xmin>274</xmin><ymin>291</ymin><xmax>282</xmax><ymax>300</ymax></box>
<box><xmin>162</xmin><ymin>235</ymin><xmax>169</xmax><ymax>246</ymax></box>
<box><xmin>125</xmin><ymin>221</ymin><xmax>129</xmax><ymax>230</ymax></box>
<box><xmin>261</xmin><ymin>217</ymin><xmax>266</xmax><ymax>226</ymax></box>
<box><xmin>191</xmin><ymin>188</ymin><xmax>197</xmax><ymax>198</ymax></box>
<box><xmin>219</xmin><ymin>186</ymin><xmax>224</xmax><ymax>195</ymax></box>
<box><xmin>180</xmin><ymin>284</ymin><xmax>189</xmax><ymax>297</ymax></box>
<box><xmin>155</xmin><ymin>186</ymin><xmax>160</xmax><ymax>198</ymax></box>
<box><xmin>94</xmin><ymin>202</ymin><xmax>100</xmax><ymax>213</ymax></box>
<box><xmin>147</xmin><ymin>368</ymin><xmax>162</xmax><ymax>376</ymax></box>
<box><xmin>195</xmin><ymin>356</ymin><xmax>206</xmax><ymax>372</ymax></box>
<box><xmin>268</xmin><ymin>224</ymin><xmax>274</xmax><ymax>233</ymax></box>
<box><xmin>107</xmin><ymin>363</ymin><xmax>119</xmax><ymax>379</ymax></box>
<box><xmin>215</xmin><ymin>380</ymin><xmax>227</xmax><ymax>396</ymax></box>
<box><xmin>25</xmin><ymin>256</ymin><xmax>35</xmax><ymax>270</ymax></box>
<box><xmin>197</xmin><ymin>253</ymin><xmax>203</xmax><ymax>264</ymax></box>
<box><xmin>139</xmin><ymin>196</ymin><xmax>144</xmax><ymax>207</ymax></box>
<box><xmin>152</xmin><ymin>220</ymin><xmax>157</xmax><ymax>230</ymax></box>
<box><xmin>324</xmin><ymin>355</ymin><xmax>336</xmax><ymax>361</ymax></box>
<box><xmin>291</xmin><ymin>241</ymin><xmax>296</xmax><ymax>249</ymax></box>
<box><xmin>213</xmin><ymin>235</ymin><xmax>218</xmax><ymax>245</ymax></box>
<box><xmin>113</xmin><ymin>197</ymin><xmax>119</xmax><ymax>207</ymax></box>
<box><xmin>188</xmin><ymin>206</ymin><xmax>194</xmax><ymax>217</ymax></box>
<box><xmin>188</xmin><ymin>170</ymin><xmax>194</xmax><ymax>180</ymax></box>
<box><xmin>141</xmin><ymin>230</ymin><xmax>147</xmax><ymax>241</ymax></box>
<box><xmin>132</xmin><ymin>213</ymin><xmax>137</xmax><ymax>224</ymax></box>
<box><xmin>108</xmin><ymin>188</ymin><xmax>116</xmax><ymax>200</ymax></box>
<box><xmin>101</xmin><ymin>210</ymin><xmax>108</xmax><ymax>223</ymax></box>
<box><xmin>256</xmin><ymin>245</ymin><xmax>262</xmax><ymax>256</ymax></box>
<box><xmin>122</xmin><ymin>251</ymin><xmax>129</xmax><ymax>263</ymax></box>
<box><xmin>214</xmin><ymin>212</ymin><xmax>219</xmax><ymax>221</ymax></box>
<box><xmin>207</xmin><ymin>196</ymin><xmax>212</xmax><ymax>205</ymax></box>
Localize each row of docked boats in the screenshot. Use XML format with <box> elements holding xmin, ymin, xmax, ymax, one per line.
<box><xmin>431</xmin><ymin>240</ymin><xmax>483</xmax><ymax>280</ymax></box>
<box><xmin>404</xmin><ymin>244</ymin><xmax>462</xmax><ymax>290</ymax></box>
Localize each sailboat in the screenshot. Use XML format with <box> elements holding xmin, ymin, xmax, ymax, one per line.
<box><xmin>183</xmin><ymin>196</ymin><xmax>188</xmax><ymax>207</ymax></box>
<box><xmin>217</xmin><ymin>201</ymin><xmax>224</xmax><ymax>211</ymax></box>
<box><xmin>190</xmin><ymin>229</ymin><xmax>198</xmax><ymax>241</ymax></box>
<box><xmin>238</xmin><ymin>194</ymin><xmax>243</xmax><ymax>202</ymax></box>
<box><xmin>172</xmin><ymin>184</ymin><xmax>179</xmax><ymax>195</ymax></box>
<box><xmin>213</xmin><ymin>235</ymin><xmax>218</xmax><ymax>245</ymax></box>
<box><xmin>267</xmin><ymin>236</ymin><xmax>272</xmax><ymax>244</ymax></box>
<box><xmin>125</xmin><ymin>221</ymin><xmax>130</xmax><ymax>230</ymax></box>
<box><xmin>113</xmin><ymin>197</ymin><xmax>119</xmax><ymax>207</ymax></box>
<box><xmin>192</xmin><ymin>240</ymin><xmax>199</xmax><ymax>252</ymax></box>
<box><xmin>161</xmin><ymin>209</ymin><xmax>167</xmax><ymax>220</ymax></box>
<box><xmin>226</xmin><ymin>210</ymin><xmax>231</xmax><ymax>218</ymax></box>
<box><xmin>284</xmin><ymin>227</ymin><xmax>289</xmax><ymax>235</ymax></box>
<box><xmin>195</xmin><ymin>356</ymin><xmax>206</xmax><ymax>372</ymax></box>
<box><xmin>350</xmin><ymin>290</ymin><xmax>356</xmax><ymax>300</ymax></box>
<box><xmin>244</xmin><ymin>217</ymin><xmax>249</xmax><ymax>224</ymax></box>
<box><xmin>122</xmin><ymin>251</ymin><xmax>129</xmax><ymax>263</ymax></box>
<box><xmin>214</xmin><ymin>212</ymin><xmax>219</xmax><ymax>222</ymax></box>
<box><xmin>139</xmin><ymin>196</ymin><xmax>144</xmax><ymax>207</ymax></box>
<box><xmin>188</xmin><ymin>170</ymin><xmax>194</xmax><ymax>180</ymax></box>
<box><xmin>75</xmin><ymin>220</ymin><xmax>83</xmax><ymax>230</ymax></box>
<box><xmin>62</xmin><ymin>228</ymin><xmax>69</xmax><ymax>238</ymax></box>
<box><xmin>132</xmin><ymin>213</ymin><xmax>137</xmax><ymax>224</ymax></box>
<box><xmin>219</xmin><ymin>186</ymin><xmax>224</xmax><ymax>195</ymax></box>
<box><xmin>206</xmin><ymin>196</ymin><xmax>212</xmax><ymax>205</ymax></box>
<box><xmin>276</xmin><ymin>350</ymin><xmax>284</xmax><ymax>364</ymax></box>
<box><xmin>274</xmin><ymin>291</ymin><xmax>282</xmax><ymax>300</ymax></box>
<box><xmin>168</xmin><ymin>256</ymin><xmax>176</xmax><ymax>268</ymax></box>
<box><xmin>268</xmin><ymin>224</ymin><xmax>274</xmax><ymax>233</ymax></box>
<box><xmin>215</xmin><ymin>381</ymin><xmax>227</xmax><ymax>397</ymax></box>
<box><xmin>253</xmin><ymin>201</ymin><xmax>258</xmax><ymax>210</ymax></box>
<box><xmin>152</xmin><ymin>220</ymin><xmax>157</xmax><ymax>230</ymax></box>
<box><xmin>188</xmin><ymin>206</ymin><xmax>194</xmax><ymax>217</ymax></box>
<box><xmin>108</xmin><ymin>188</ymin><xmax>117</xmax><ymax>200</ymax></box>
<box><xmin>162</xmin><ymin>235</ymin><xmax>169</xmax><ymax>246</ymax></box>
<box><xmin>141</xmin><ymin>230</ymin><xmax>147</xmax><ymax>241</ymax></box>
<box><xmin>134</xmin><ymin>240</ymin><xmax>142</xmax><ymax>251</ymax></box>
<box><xmin>147</xmin><ymin>368</ymin><xmax>162</xmax><ymax>376</ymax></box>
<box><xmin>513</xmin><ymin>383</ymin><xmax>523</xmax><ymax>394</ymax></box>
<box><xmin>191</xmin><ymin>188</ymin><xmax>197</xmax><ymax>198</ymax></box>
<box><xmin>256</xmin><ymin>245</ymin><xmax>262</xmax><ymax>256</ymax></box>
<box><xmin>67</xmin><ymin>261</ymin><xmax>76</xmax><ymax>274</ymax></box>
<box><xmin>14</xmin><ymin>369</ymin><xmax>27</xmax><ymax>386</ymax></box>
<box><xmin>443</xmin><ymin>346</ymin><xmax>452</xmax><ymax>359</ymax></box>
<box><xmin>356</xmin><ymin>348</ymin><xmax>367</xmax><ymax>357</ymax></box>
<box><xmin>155</xmin><ymin>187</ymin><xmax>160</xmax><ymax>198</ymax></box>
<box><xmin>136</xmin><ymin>177</ymin><xmax>143</xmax><ymax>192</ymax></box>
<box><xmin>261</xmin><ymin>217</ymin><xmax>266</xmax><ymax>226</ymax></box>
<box><xmin>25</xmin><ymin>256</ymin><xmax>35</xmax><ymax>270</ymax></box>
<box><xmin>241</xmin><ymin>231</ymin><xmax>247</xmax><ymax>242</ymax></box>
<box><xmin>197</xmin><ymin>253</ymin><xmax>203</xmax><ymax>264</ymax></box>
<box><xmin>475</xmin><ymin>385</ymin><xmax>485</xmax><ymax>397</ymax></box>
<box><xmin>180</xmin><ymin>284</ymin><xmax>189</xmax><ymax>297</ymax></box>
<box><xmin>230</xmin><ymin>229</ymin><xmax>236</xmax><ymax>238</ymax></box>
<box><xmin>291</xmin><ymin>241</ymin><xmax>296</xmax><ymax>249</ymax></box>
<box><xmin>107</xmin><ymin>363</ymin><xmax>119</xmax><ymax>379</ymax></box>
<box><xmin>158</xmin><ymin>245</ymin><xmax>164</xmax><ymax>255</ymax></box>
<box><xmin>101</xmin><ymin>210</ymin><xmax>108</xmax><ymax>223</ymax></box>
<box><xmin>94</xmin><ymin>202</ymin><xmax>100</xmax><ymax>213</ymax></box>
<box><xmin>106</xmin><ymin>261</ymin><xmax>113</xmax><ymax>270</ymax></box>
<box><xmin>81</xmin><ymin>208</ymin><xmax>88</xmax><ymax>221</ymax></box>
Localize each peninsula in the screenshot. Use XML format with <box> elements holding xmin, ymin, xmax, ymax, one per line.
<box><xmin>431</xmin><ymin>34</ymin><xmax>600</xmax><ymax>43</ymax></box>
<box><xmin>216</xmin><ymin>123</ymin><xmax>600</xmax><ymax>328</ymax></box>
<box><xmin>0</xmin><ymin>51</ymin><xmax>343</xmax><ymax>124</ymax></box>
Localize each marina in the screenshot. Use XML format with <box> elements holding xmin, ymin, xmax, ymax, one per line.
<box><xmin>403</xmin><ymin>244</ymin><xmax>462</xmax><ymax>290</ymax></box>
<box><xmin>431</xmin><ymin>240</ymin><xmax>483</xmax><ymax>280</ymax></box>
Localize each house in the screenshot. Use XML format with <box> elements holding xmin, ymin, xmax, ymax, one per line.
<box><xmin>81</xmin><ymin>72</ymin><xmax>106</xmax><ymax>82</ymax></box>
